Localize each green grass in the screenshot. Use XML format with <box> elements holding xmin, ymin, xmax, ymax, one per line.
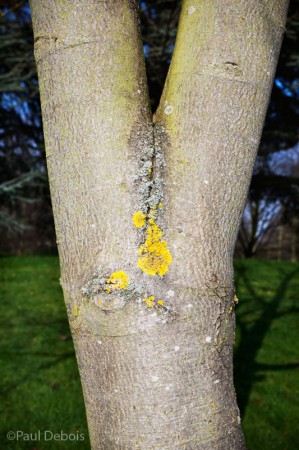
<box><xmin>234</xmin><ymin>259</ymin><xmax>299</xmax><ymax>450</ymax></box>
<box><xmin>0</xmin><ymin>256</ymin><xmax>298</xmax><ymax>449</ymax></box>
<box><xmin>0</xmin><ymin>256</ymin><xmax>90</xmax><ymax>449</ymax></box>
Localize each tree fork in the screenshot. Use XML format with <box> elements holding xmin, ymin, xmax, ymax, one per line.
<box><xmin>30</xmin><ymin>0</ymin><xmax>289</xmax><ymax>448</ymax></box>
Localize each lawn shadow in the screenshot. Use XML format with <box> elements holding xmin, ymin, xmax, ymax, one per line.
<box><xmin>0</xmin><ymin>317</ymin><xmax>76</xmax><ymax>396</ymax></box>
<box><xmin>234</xmin><ymin>262</ymin><xmax>299</xmax><ymax>418</ymax></box>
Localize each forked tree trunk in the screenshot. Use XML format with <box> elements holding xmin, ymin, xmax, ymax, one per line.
<box><xmin>30</xmin><ymin>1</ymin><xmax>288</xmax><ymax>448</ymax></box>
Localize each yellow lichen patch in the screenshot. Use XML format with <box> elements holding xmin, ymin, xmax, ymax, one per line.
<box><xmin>105</xmin><ymin>271</ymin><xmax>129</xmax><ymax>293</ymax></box>
<box><xmin>234</xmin><ymin>294</ymin><xmax>239</xmax><ymax>304</ymax></box>
<box><xmin>138</xmin><ymin>218</ymin><xmax>172</xmax><ymax>276</ymax></box>
<box><xmin>157</xmin><ymin>300</ymin><xmax>164</xmax><ymax>307</ymax></box>
<box><xmin>158</xmin><ymin>202</ymin><xmax>163</xmax><ymax>208</ymax></box>
<box><xmin>143</xmin><ymin>296</ymin><xmax>155</xmax><ymax>308</ymax></box>
<box><xmin>132</xmin><ymin>211</ymin><xmax>146</xmax><ymax>228</ymax></box>
<box><xmin>73</xmin><ymin>305</ymin><xmax>80</xmax><ymax>316</ymax></box>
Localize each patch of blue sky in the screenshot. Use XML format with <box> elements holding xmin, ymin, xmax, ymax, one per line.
<box><xmin>143</xmin><ymin>44</ymin><xmax>150</xmax><ymax>58</ymax></box>
<box><xmin>139</xmin><ymin>2</ymin><xmax>147</xmax><ymax>11</ymax></box>
<box><xmin>268</xmin><ymin>142</ymin><xmax>299</xmax><ymax>176</ymax></box>
<box><xmin>275</xmin><ymin>78</ymin><xmax>295</xmax><ymax>97</ymax></box>
<box><xmin>2</xmin><ymin>2</ymin><xmax>31</xmax><ymax>24</ymax></box>
<box><xmin>1</xmin><ymin>92</ymin><xmax>36</xmax><ymax>125</ymax></box>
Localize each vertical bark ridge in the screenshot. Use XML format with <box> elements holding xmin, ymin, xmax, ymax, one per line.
<box><xmin>30</xmin><ymin>0</ymin><xmax>151</xmax><ymax>292</ymax></box>
<box><xmin>155</xmin><ymin>0</ymin><xmax>289</xmax><ymax>285</ymax></box>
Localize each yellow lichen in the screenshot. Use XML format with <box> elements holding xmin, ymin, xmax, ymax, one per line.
<box><xmin>158</xmin><ymin>202</ymin><xmax>163</xmax><ymax>208</ymax></box>
<box><xmin>143</xmin><ymin>296</ymin><xmax>155</xmax><ymax>308</ymax></box>
<box><xmin>157</xmin><ymin>300</ymin><xmax>164</xmax><ymax>307</ymax></box>
<box><xmin>105</xmin><ymin>271</ymin><xmax>129</xmax><ymax>293</ymax></box>
<box><xmin>234</xmin><ymin>294</ymin><xmax>239</xmax><ymax>304</ymax></box>
<box><xmin>132</xmin><ymin>211</ymin><xmax>146</xmax><ymax>228</ymax></box>
<box><xmin>73</xmin><ymin>305</ymin><xmax>80</xmax><ymax>316</ymax></box>
<box><xmin>138</xmin><ymin>218</ymin><xmax>172</xmax><ymax>276</ymax></box>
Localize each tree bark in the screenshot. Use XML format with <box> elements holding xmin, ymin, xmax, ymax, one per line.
<box><xmin>30</xmin><ymin>0</ymin><xmax>289</xmax><ymax>448</ymax></box>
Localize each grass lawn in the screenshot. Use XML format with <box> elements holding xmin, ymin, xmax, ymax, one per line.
<box><xmin>234</xmin><ymin>259</ymin><xmax>299</xmax><ymax>450</ymax></box>
<box><xmin>0</xmin><ymin>256</ymin><xmax>89</xmax><ymax>450</ymax></box>
<box><xmin>0</xmin><ymin>256</ymin><xmax>298</xmax><ymax>449</ymax></box>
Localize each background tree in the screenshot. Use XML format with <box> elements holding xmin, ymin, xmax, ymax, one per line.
<box><xmin>237</xmin><ymin>143</ymin><xmax>299</xmax><ymax>259</ymax></box>
<box><xmin>29</xmin><ymin>0</ymin><xmax>289</xmax><ymax>448</ymax></box>
<box><xmin>238</xmin><ymin>197</ymin><xmax>282</xmax><ymax>258</ymax></box>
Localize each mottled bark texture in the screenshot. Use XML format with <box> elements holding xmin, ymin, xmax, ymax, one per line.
<box><xmin>30</xmin><ymin>0</ymin><xmax>288</xmax><ymax>448</ymax></box>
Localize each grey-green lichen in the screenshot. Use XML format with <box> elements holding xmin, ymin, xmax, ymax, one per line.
<box><xmin>82</xmin><ymin>268</ymin><xmax>141</xmax><ymax>302</ymax></box>
<box><xmin>132</xmin><ymin>123</ymin><xmax>166</xmax><ymax>217</ymax></box>
<box><xmin>81</xmin><ymin>266</ymin><xmax>169</xmax><ymax>314</ymax></box>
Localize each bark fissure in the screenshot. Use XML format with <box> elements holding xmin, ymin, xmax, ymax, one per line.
<box><xmin>145</xmin><ymin>123</ymin><xmax>158</xmax><ymax>217</ymax></box>
<box><xmin>130</xmin><ymin>118</ymin><xmax>173</xmax><ymax>279</ymax></box>
<box><xmin>132</xmin><ymin>121</ymin><xmax>166</xmax><ymax>215</ymax></box>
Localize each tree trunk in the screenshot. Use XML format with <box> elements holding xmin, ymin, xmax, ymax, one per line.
<box><xmin>30</xmin><ymin>0</ymin><xmax>288</xmax><ymax>448</ymax></box>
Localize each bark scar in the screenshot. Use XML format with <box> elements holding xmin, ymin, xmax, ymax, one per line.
<box><xmin>131</xmin><ymin>122</ymin><xmax>173</xmax><ymax>277</ymax></box>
